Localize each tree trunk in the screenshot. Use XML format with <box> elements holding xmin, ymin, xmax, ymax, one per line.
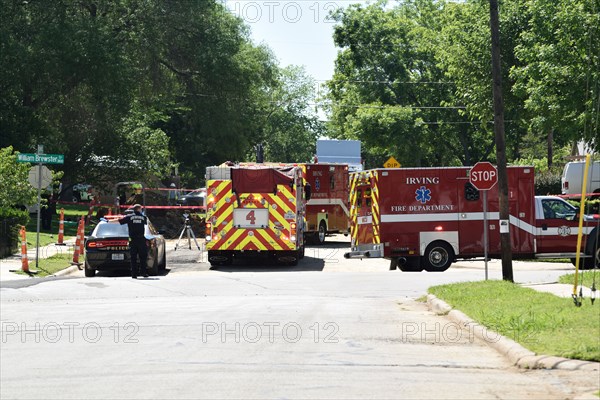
<box><xmin>547</xmin><ymin>129</ymin><xmax>554</xmax><ymax>169</ymax></box>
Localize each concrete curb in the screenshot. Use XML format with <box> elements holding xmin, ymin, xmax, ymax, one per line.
<box><xmin>52</xmin><ymin>265</ymin><xmax>82</xmax><ymax>277</ymax></box>
<box><xmin>426</xmin><ymin>294</ymin><xmax>600</xmax><ymax>371</ymax></box>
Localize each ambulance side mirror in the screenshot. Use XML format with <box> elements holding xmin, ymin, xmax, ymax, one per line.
<box><xmin>304</xmin><ymin>183</ymin><xmax>312</xmax><ymax>201</ymax></box>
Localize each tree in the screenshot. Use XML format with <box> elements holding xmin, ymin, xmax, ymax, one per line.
<box><xmin>511</xmin><ymin>0</ymin><xmax>600</xmax><ymax>154</ymax></box>
<box><xmin>326</xmin><ymin>0</ymin><xmax>486</xmax><ymax>168</ymax></box>
<box><xmin>0</xmin><ymin>0</ymin><xmax>291</xmax><ymax>187</ymax></box>
<box><xmin>247</xmin><ymin>66</ymin><xmax>324</xmax><ymax>163</ymax></box>
<box><xmin>0</xmin><ymin>146</ymin><xmax>36</xmax><ymax>208</ymax></box>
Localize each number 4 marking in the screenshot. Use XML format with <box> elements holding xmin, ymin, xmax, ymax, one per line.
<box><xmin>246</xmin><ymin>210</ymin><xmax>256</xmax><ymax>225</ymax></box>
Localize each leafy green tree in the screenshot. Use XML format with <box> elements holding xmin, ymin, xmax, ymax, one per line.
<box><xmin>247</xmin><ymin>66</ymin><xmax>324</xmax><ymax>164</ymax></box>
<box><xmin>511</xmin><ymin>0</ymin><xmax>600</xmax><ymax>153</ymax></box>
<box><xmin>326</xmin><ymin>0</ymin><xmax>483</xmax><ymax>167</ymax></box>
<box><xmin>0</xmin><ymin>146</ymin><xmax>36</xmax><ymax>208</ymax></box>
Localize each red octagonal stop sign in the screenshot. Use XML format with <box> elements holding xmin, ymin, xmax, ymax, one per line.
<box><xmin>470</xmin><ymin>162</ymin><xmax>498</xmax><ymax>191</ymax></box>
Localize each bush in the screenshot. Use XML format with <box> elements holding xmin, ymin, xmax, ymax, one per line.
<box><xmin>535</xmin><ymin>170</ymin><xmax>562</xmax><ymax>195</ymax></box>
<box><xmin>566</xmin><ymin>198</ymin><xmax>600</xmax><ymax>214</ymax></box>
<box><xmin>0</xmin><ymin>207</ymin><xmax>29</xmax><ymax>258</ymax></box>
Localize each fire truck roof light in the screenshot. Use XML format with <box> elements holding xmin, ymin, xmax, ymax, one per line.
<box><xmin>435</xmin><ymin>226</ymin><xmax>443</xmax><ymax>231</ymax></box>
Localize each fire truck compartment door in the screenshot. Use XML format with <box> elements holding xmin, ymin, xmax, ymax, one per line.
<box><xmin>233</xmin><ymin>208</ymin><xmax>269</xmax><ymax>228</ymax></box>
<box><xmin>420</xmin><ymin>231</ymin><xmax>458</xmax><ymax>256</ymax></box>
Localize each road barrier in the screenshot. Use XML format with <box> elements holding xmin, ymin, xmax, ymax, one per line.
<box><xmin>71</xmin><ymin>217</ymin><xmax>85</xmax><ymax>269</ymax></box>
<box><xmin>56</xmin><ymin>208</ymin><xmax>65</xmax><ymax>245</ymax></box>
<box><xmin>20</xmin><ymin>226</ymin><xmax>29</xmax><ymax>273</ymax></box>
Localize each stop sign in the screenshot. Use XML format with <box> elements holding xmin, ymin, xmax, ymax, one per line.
<box><xmin>469</xmin><ymin>162</ymin><xmax>498</xmax><ymax>190</ymax></box>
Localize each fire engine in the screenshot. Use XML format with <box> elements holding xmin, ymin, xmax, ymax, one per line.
<box><xmin>344</xmin><ymin>166</ymin><xmax>600</xmax><ymax>272</ymax></box>
<box><xmin>302</xmin><ymin>163</ymin><xmax>350</xmax><ymax>244</ymax></box>
<box><xmin>204</xmin><ymin>163</ymin><xmax>308</xmax><ymax>266</ymax></box>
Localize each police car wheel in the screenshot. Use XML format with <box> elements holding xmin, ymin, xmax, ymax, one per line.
<box><xmin>149</xmin><ymin>258</ymin><xmax>159</xmax><ymax>276</ymax></box>
<box><xmin>84</xmin><ymin>261</ymin><xmax>96</xmax><ymax>277</ymax></box>
<box><xmin>423</xmin><ymin>241</ymin><xmax>453</xmax><ymax>272</ymax></box>
<box><xmin>159</xmin><ymin>251</ymin><xmax>167</xmax><ymax>270</ymax></box>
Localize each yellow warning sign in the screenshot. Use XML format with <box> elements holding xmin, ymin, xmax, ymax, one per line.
<box><xmin>384</xmin><ymin>156</ymin><xmax>400</xmax><ymax>168</ymax></box>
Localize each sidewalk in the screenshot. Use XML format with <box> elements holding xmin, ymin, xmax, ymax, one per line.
<box><xmin>0</xmin><ymin>240</ymin><xmax>77</xmax><ymax>281</ymax></box>
<box><xmin>521</xmin><ymin>282</ymin><xmax>591</xmax><ymax>298</ymax></box>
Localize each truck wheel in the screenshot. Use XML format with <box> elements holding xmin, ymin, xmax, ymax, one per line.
<box><xmin>316</xmin><ymin>221</ymin><xmax>327</xmax><ymax>245</ymax></box>
<box><xmin>583</xmin><ymin>231</ymin><xmax>599</xmax><ymax>270</ymax></box>
<box><xmin>84</xmin><ymin>261</ymin><xmax>96</xmax><ymax>277</ymax></box>
<box><xmin>208</xmin><ymin>251</ymin><xmax>232</xmax><ymax>266</ymax></box>
<box><xmin>398</xmin><ymin>257</ymin><xmax>423</xmax><ymax>272</ymax></box>
<box><xmin>423</xmin><ymin>241</ymin><xmax>454</xmax><ymax>272</ymax></box>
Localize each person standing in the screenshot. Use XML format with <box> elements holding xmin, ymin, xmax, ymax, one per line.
<box><xmin>116</xmin><ymin>204</ymin><xmax>149</xmax><ymax>278</ymax></box>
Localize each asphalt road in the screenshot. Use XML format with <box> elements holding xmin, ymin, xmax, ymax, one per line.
<box><xmin>1</xmin><ymin>236</ymin><xmax>598</xmax><ymax>399</ymax></box>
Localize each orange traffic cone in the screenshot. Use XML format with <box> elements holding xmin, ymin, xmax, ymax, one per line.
<box><xmin>56</xmin><ymin>208</ymin><xmax>65</xmax><ymax>245</ymax></box>
<box><xmin>20</xmin><ymin>226</ymin><xmax>30</xmax><ymax>273</ymax></box>
<box><xmin>72</xmin><ymin>217</ymin><xmax>84</xmax><ymax>267</ymax></box>
<box><xmin>78</xmin><ymin>217</ymin><xmax>85</xmax><ymax>266</ymax></box>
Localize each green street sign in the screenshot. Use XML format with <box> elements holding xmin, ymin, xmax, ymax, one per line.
<box><xmin>17</xmin><ymin>153</ymin><xmax>64</xmax><ymax>164</ymax></box>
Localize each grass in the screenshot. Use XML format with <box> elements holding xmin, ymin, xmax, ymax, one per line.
<box><xmin>559</xmin><ymin>270</ymin><xmax>600</xmax><ymax>286</ymax></box>
<box><xmin>15</xmin><ymin>253</ymin><xmax>77</xmax><ymax>277</ymax></box>
<box><xmin>23</xmin><ymin>203</ymin><xmax>97</xmax><ymax>248</ymax></box>
<box><xmin>429</xmin><ymin>280</ymin><xmax>600</xmax><ymax>362</ymax></box>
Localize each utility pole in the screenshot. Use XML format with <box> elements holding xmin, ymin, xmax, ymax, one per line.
<box><xmin>489</xmin><ymin>0</ymin><xmax>513</xmax><ymax>282</ymax></box>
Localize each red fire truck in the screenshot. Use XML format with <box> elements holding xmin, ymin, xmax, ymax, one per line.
<box><xmin>205</xmin><ymin>163</ymin><xmax>307</xmax><ymax>266</ymax></box>
<box><xmin>302</xmin><ymin>163</ymin><xmax>350</xmax><ymax>244</ymax></box>
<box><xmin>344</xmin><ymin>166</ymin><xmax>600</xmax><ymax>271</ymax></box>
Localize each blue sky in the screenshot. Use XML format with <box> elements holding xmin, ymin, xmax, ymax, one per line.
<box><xmin>225</xmin><ymin>1</ymin><xmax>368</xmax><ymax>82</ymax></box>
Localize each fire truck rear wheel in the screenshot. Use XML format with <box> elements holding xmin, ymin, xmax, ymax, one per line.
<box><xmin>208</xmin><ymin>251</ymin><xmax>232</xmax><ymax>266</ymax></box>
<box><xmin>423</xmin><ymin>241</ymin><xmax>454</xmax><ymax>272</ymax></box>
<box><xmin>398</xmin><ymin>257</ymin><xmax>423</xmax><ymax>272</ymax></box>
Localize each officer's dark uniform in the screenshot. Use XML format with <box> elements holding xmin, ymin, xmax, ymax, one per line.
<box><xmin>119</xmin><ymin>207</ymin><xmax>148</xmax><ymax>278</ymax></box>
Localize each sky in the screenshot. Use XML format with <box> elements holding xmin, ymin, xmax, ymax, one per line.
<box><xmin>224</xmin><ymin>1</ymin><xmax>368</xmax><ymax>83</ymax></box>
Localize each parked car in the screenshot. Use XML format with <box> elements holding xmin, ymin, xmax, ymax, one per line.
<box><xmin>84</xmin><ymin>215</ymin><xmax>166</xmax><ymax>277</ymax></box>
<box><xmin>176</xmin><ymin>188</ymin><xmax>206</xmax><ymax>207</ymax></box>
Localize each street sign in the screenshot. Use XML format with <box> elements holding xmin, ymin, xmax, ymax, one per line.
<box><xmin>384</xmin><ymin>156</ymin><xmax>400</xmax><ymax>168</ymax></box>
<box><xmin>28</xmin><ymin>165</ymin><xmax>53</xmax><ymax>189</ymax></box>
<box><xmin>469</xmin><ymin>162</ymin><xmax>498</xmax><ymax>191</ymax></box>
<box><xmin>17</xmin><ymin>153</ymin><xmax>64</xmax><ymax>164</ymax></box>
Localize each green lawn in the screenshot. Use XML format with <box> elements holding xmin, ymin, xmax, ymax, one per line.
<box><xmin>429</xmin><ymin>280</ymin><xmax>600</xmax><ymax>362</ymax></box>
<box><xmin>15</xmin><ymin>253</ymin><xmax>78</xmax><ymax>277</ymax></box>
<box><xmin>23</xmin><ymin>203</ymin><xmax>97</xmax><ymax>248</ymax></box>
<box><xmin>559</xmin><ymin>270</ymin><xmax>600</xmax><ymax>286</ymax></box>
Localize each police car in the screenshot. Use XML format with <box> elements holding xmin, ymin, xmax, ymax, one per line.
<box><xmin>84</xmin><ymin>214</ymin><xmax>166</xmax><ymax>277</ymax></box>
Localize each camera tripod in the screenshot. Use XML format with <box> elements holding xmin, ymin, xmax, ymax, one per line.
<box><xmin>174</xmin><ymin>216</ymin><xmax>201</xmax><ymax>251</ymax></box>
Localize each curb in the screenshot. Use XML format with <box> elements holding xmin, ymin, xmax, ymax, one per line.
<box><xmin>426</xmin><ymin>294</ymin><xmax>600</xmax><ymax>371</ymax></box>
<box><xmin>52</xmin><ymin>265</ymin><xmax>82</xmax><ymax>277</ymax></box>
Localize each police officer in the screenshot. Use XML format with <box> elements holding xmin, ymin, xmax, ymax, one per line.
<box><xmin>118</xmin><ymin>204</ymin><xmax>149</xmax><ymax>278</ymax></box>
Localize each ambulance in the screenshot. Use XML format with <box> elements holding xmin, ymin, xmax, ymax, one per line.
<box><xmin>345</xmin><ymin>166</ymin><xmax>600</xmax><ymax>271</ymax></box>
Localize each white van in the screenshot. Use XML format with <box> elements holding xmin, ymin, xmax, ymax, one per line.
<box><xmin>561</xmin><ymin>161</ymin><xmax>600</xmax><ymax>196</ymax></box>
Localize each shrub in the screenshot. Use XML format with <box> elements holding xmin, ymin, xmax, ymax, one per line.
<box><xmin>0</xmin><ymin>207</ymin><xmax>29</xmax><ymax>258</ymax></box>
<box><xmin>566</xmin><ymin>198</ymin><xmax>600</xmax><ymax>214</ymax></box>
<box><xmin>535</xmin><ymin>170</ymin><xmax>562</xmax><ymax>195</ymax></box>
